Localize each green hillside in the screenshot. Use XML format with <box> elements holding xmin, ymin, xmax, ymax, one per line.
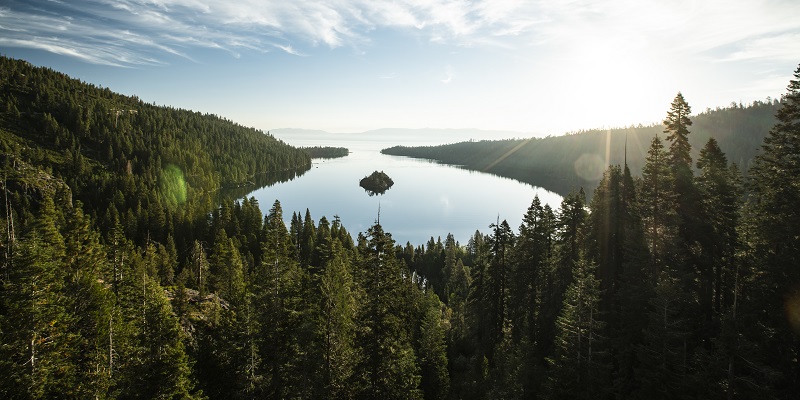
<box><xmin>0</xmin><ymin>55</ymin><xmax>309</xmax><ymax>245</ymax></box>
<box><xmin>383</xmin><ymin>100</ymin><xmax>779</xmax><ymax>195</ymax></box>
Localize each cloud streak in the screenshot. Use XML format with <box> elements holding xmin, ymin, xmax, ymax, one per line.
<box><xmin>441</xmin><ymin>65</ymin><xmax>454</xmax><ymax>84</ymax></box>
<box><xmin>1</xmin><ymin>0</ymin><xmax>798</xmax><ymax>67</ymax></box>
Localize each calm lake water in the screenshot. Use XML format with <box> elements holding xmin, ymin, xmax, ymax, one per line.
<box><xmin>245</xmin><ymin>131</ymin><xmax>563</xmax><ymax>246</ymax></box>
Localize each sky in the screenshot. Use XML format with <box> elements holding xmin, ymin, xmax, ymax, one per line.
<box><xmin>1</xmin><ymin>0</ymin><xmax>799</xmax><ymax>136</ymax></box>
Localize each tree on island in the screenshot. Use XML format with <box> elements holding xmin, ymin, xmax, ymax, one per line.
<box><xmin>360</xmin><ymin>171</ymin><xmax>394</xmax><ymax>196</ymax></box>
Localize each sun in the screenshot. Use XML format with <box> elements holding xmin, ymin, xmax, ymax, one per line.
<box><xmin>541</xmin><ymin>33</ymin><xmax>673</xmax><ymax>133</ymax></box>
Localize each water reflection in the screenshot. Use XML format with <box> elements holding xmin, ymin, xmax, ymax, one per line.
<box><xmin>238</xmin><ymin>132</ymin><xmax>563</xmax><ymax>246</ymax></box>
<box><xmin>218</xmin><ymin>166</ymin><xmax>311</xmax><ymax>202</ymax></box>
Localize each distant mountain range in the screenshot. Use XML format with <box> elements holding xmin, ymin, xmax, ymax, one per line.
<box><xmin>270</xmin><ymin>127</ymin><xmax>529</xmax><ymax>146</ymax></box>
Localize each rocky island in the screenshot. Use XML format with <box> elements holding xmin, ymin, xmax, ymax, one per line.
<box><xmin>359</xmin><ymin>170</ymin><xmax>394</xmax><ymax>196</ymax></box>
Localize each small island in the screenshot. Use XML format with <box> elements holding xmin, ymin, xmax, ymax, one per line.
<box><xmin>360</xmin><ymin>170</ymin><xmax>394</xmax><ymax>196</ymax></box>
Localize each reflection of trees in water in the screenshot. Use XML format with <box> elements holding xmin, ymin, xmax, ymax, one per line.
<box><xmin>217</xmin><ymin>165</ymin><xmax>311</xmax><ymax>201</ymax></box>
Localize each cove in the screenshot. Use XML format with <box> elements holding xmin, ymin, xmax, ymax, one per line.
<box><xmin>240</xmin><ymin>131</ymin><xmax>563</xmax><ymax>246</ymax></box>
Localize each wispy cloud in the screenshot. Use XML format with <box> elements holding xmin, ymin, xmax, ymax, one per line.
<box><xmin>273</xmin><ymin>43</ymin><xmax>306</xmax><ymax>57</ymax></box>
<box><xmin>717</xmin><ymin>32</ymin><xmax>800</xmax><ymax>63</ymax></box>
<box><xmin>441</xmin><ymin>65</ymin><xmax>454</xmax><ymax>84</ymax></box>
<box><xmin>1</xmin><ymin>0</ymin><xmax>799</xmax><ymax>67</ymax></box>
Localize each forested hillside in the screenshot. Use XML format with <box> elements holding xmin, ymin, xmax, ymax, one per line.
<box><xmin>301</xmin><ymin>146</ymin><xmax>350</xmax><ymax>159</ymax></box>
<box><xmin>2</xmin><ymin>56</ymin><xmax>800</xmax><ymax>399</ymax></box>
<box><xmin>0</xmin><ymin>55</ymin><xmax>309</xmax><ymax>248</ymax></box>
<box><xmin>383</xmin><ymin>100</ymin><xmax>778</xmax><ymax>196</ymax></box>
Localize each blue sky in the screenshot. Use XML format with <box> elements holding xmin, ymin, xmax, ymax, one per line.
<box><xmin>2</xmin><ymin>0</ymin><xmax>799</xmax><ymax>135</ymax></box>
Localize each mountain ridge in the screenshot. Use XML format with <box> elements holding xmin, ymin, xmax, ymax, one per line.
<box><xmin>381</xmin><ymin>99</ymin><xmax>780</xmax><ymax>196</ymax></box>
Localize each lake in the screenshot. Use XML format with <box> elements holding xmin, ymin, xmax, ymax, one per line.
<box><xmin>244</xmin><ymin>130</ymin><xmax>563</xmax><ymax>246</ymax></box>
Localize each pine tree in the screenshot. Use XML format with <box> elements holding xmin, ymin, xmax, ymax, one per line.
<box><xmin>588</xmin><ymin>166</ymin><xmax>624</xmax><ymax>295</ymax></box>
<box><xmin>639</xmin><ymin>135</ymin><xmax>676</xmax><ymax>274</ymax></box>
<box><xmin>34</xmin><ymin>194</ymin><xmax>66</xmax><ymax>261</ymax></box>
<box><xmin>510</xmin><ymin>196</ymin><xmax>549</xmax><ymax>339</ymax></box>
<box><xmin>636</xmin><ymin>270</ymin><xmax>693</xmax><ymax>399</ymax></box>
<box><xmin>538</xmin><ymin>191</ymin><xmax>587</xmax><ymax>372</ymax></box>
<box><xmin>210</xmin><ymin>228</ymin><xmax>245</xmax><ymax>305</ymax></box>
<box><xmin>354</xmin><ymin>223</ymin><xmax>422</xmax><ymax>400</ymax></box>
<box><xmin>193</xmin><ymin>290</ymin><xmax>240</xmax><ymax>399</ymax></box>
<box><xmin>418</xmin><ymin>290</ymin><xmax>450</xmax><ymax>400</ymax></box>
<box><xmin>290</xmin><ymin>211</ymin><xmax>303</xmax><ymax>261</ymax></box>
<box><xmin>664</xmin><ymin>92</ymin><xmax>694</xmax><ymax>176</ymax></box>
<box><xmin>142</xmin><ymin>240</ymin><xmax>159</xmax><ymax>283</ymax></box>
<box><xmin>546</xmin><ymin>255</ymin><xmax>608</xmax><ymax>400</ymax></box>
<box><xmin>317</xmin><ymin>238</ymin><xmax>357</xmax><ymax>399</ymax></box>
<box><xmin>239</xmin><ymin>196</ymin><xmax>264</xmax><ymax>268</ymax></box>
<box><xmin>557</xmin><ymin>189</ymin><xmax>586</xmax><ymax>271</ymax></box>
<box><xmin>224</xmin><ymin>239</ymin><xmax>246</xmax><ymax>307</ymax></box>
<box><xmin>206</xmin><ymin>228</ymin><xmax>230</xmax><ymax>294</ymax></box>
<box><xmin>121</xmin><ymin>274</ymin><xmax>200</xmax><ymax>398</ymax></box>
<box><xmin>228</xmin><ymin>280</ymin><xmax>263</xmax><ymax>398</ymax></box>
<box><xmin>486</xmin><ymin>219</ymin><xmax>514</xmax><ymax>365</ymax></box>
<box><xmin>747</xmin><ymin>63</ymin><xmax>800</xmax><ymax>397</ymax></box>
<box><xmin>63</xmin><ymin>204</ymin><xmax>116</xmax><ymax>398</ymax></box>
<box><xmin>459</xmin><ymin>230</ymin><xmax>492</xmax><ymax>400</ymax></box>
<box><xmin>610</xmin><ymin>164</ymin><xmax>652</xmax><ymax>396</ymax></box>
<box><xmin>312</xmin><ymin>215</ymin><xmax>332</xmax><ymax>271</ymax></box>
<box><xmin>0</xmin><ymin>231</ymin><xmax>75</xmax><ymax>398</ymax></box>
<box><xmin>663</xmin><ymin>92</ymin><xmax>711</xmax><ymax>332</ymax></box>
<box><xmin>442</xmin><ymin>233</ymin><xmax>458</xmax><ymax>302</ymax></box>
<box><xmin>0</xmin><ymin>195</ymin><xmax>81</xmax><ymax>398</ymax></box>
<box><xmin>161</xmin><ymin>234</ymin><xmax>178</xmax><ymax>286</ymax></box>
<box><xmin>253</xmin><ymin>200</ymin><xmax>310</xmax><ymax>398</ymax></box>
<box><xmin>190</xmin><ymin>240</ymin><xmax>210</xmax><ymax>296</ymax></box>
<box><xmin>509</xmin><ymin>195</ymin><xmax>556</xmax><ymax>396</ymax></box>
<box><xmin>696</xmin><ymin>138</ymin><xmax>741</xmax><ymax>314</ymax></box>
<box><xmin>447</xmin><ymin>257</ymin><xmax>471</xmax><ymax>350</ymax></box>
<box><xmin>331</xmin><ymin>214</ymin><xmax>354</xmax><ymax>249</ymax></box>
<box><xmin>300</xmin><ymin>208</ymin><xmax>316</xmax><ymax>268</ymax></box>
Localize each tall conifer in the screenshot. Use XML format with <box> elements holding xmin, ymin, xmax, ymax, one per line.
<box><xmin>748</xmin><ymin>63</ymin><xmax>800</xmax><ymax>396</ymax></box>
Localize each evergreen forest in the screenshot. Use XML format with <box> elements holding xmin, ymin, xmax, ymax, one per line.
<box><xmin>2</xmin><ymin>55</ymin><xmax>800</xmax><ymax>399</ymax></box>
<box><xmin>383</xmin><ymin>98</ymin><xmax>779</xmax><ymax>196</ymax></box>
<box><xmin>302</xmin><ymin>146</ymin><xmax>350</xmax><ymax>159</ymax></box>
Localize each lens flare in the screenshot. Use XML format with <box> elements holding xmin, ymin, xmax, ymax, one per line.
<box><xmin>160</xmin><ymin>164</ymin><xmax>187</xmax><ymax>206</ymax></box>
<box><xmin>574</xmin><ymin>153</ymin><xmax>605</xmax><ymax>181</ymax></box>
<box><xmin>785</xmin><ymin>290</ymin><xmax>800</xmax><ymax>336</ymax></box>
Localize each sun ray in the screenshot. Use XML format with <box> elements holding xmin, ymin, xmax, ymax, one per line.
<box><xmin>483</xmin><ymin>137</ymin><xmax>532</xmax><ymax>172</ymax></box>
